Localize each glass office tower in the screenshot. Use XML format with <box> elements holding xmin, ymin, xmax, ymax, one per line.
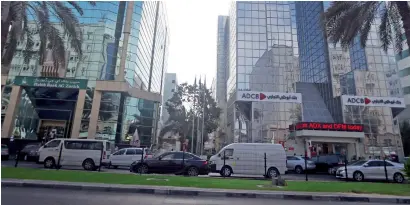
<box><xmin>295</xmin><ymin>1</ymin><xmax>403</xmax><ymax>158</ymax></box>
<box><xmin>218</xmin><ymin>1</ymin><xmax>404</xmax><ymax>158</ymax></box>
<box><xmin>224</xmin><ymin>1</ymin><xmax>300</xmax><ymax>144</ymax></box>
<box><xmin>1</xmin><ymin>2</ymin><xmax>169</xmax><ymax>147</ymax></box>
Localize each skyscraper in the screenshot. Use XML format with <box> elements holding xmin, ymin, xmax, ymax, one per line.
<box><xmin>217</xmin><ymin>1</ymin><xmax>406</xmax><ymax>159</ymax></box>
<box><xmin>1</xmin><ymin>2</ymin><xmax>169</xmax><ymax>147</ymax></box>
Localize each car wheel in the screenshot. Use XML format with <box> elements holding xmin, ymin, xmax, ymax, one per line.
<box><xmin>82</xmin><ymin>159</ymin><xmax>95</xmax><ymax>171</ymax></box>
<box><xmin>295</xmin><ymin>166</ymin><xmax>303</xmax><ymax>174</ymax></box>
<box><xmin>187</xmin><ymin>166</ymin><xmax>199</xmax><ymax>176</ymax></box>
<box><xmin>267</xmin><ymin>167</ymin><xmax>279</xmax><ymax>178</ymax></box>
<box><xmin>137</xmin><ymin>164</ymin><xmax>148</xmax><ymax>174</ymax></box>
<box><xmin>393</xmin><ymin>173</ymin><xmax>404</xmax><ymax>183</ymax></box>
<box><xmin>44</xmin><ymin>157</ymin><xmax>55</xmax><ymax>169</ymax></box>
<box><xmin>220</xmin><ymin>166</ymin><xmax>232</xmax><ymax>177</ymax></box>
<box><xmin>353</xmin><ymin>171</ymin><xmax>364</xmax><ymax>182</ymax></box>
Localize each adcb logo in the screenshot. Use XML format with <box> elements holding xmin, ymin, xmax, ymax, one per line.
<box><xmin>347</xmin><ymin>97</ymin><xmax>371</xmax><ymax>105</ymax></box>
<box><xmin>241</xmin><ymin>93</ymin><xmax>266</xmax><ymax>100</ymax></box>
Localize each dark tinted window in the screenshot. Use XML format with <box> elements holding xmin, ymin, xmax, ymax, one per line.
<box><xmin>64</xmin><ymin>141</ymin><xmax>103</xmax><ymax>150</ymax></box>
<box><xmin>223</xmin><ymin>149</ymin><xmax>234</xmax><ymax>157</ymax></box>
<box><xmin>126</xmin><ymin>149</ymin><xmax>136</xmax><ymax>155</ymax></box>
<box><xmin>45</xmin><ymin>140</ymin><xmax>61</xmax><ymax>148</ymax></box>
<box><xmin>367</xmin><ymin>161</ymin><xmax>382</xmax><ymax>167</ymax></box>
<box><xmin>287</xmin><ymin>156</ymin><xmax>299</xmax><ymax>160</ymax></box>
<box><xmin>161</xmin><ymin>153</ymin><xmax>174</xmax><ymax>160</ymax></box>
<box><xmin>135</xmin><ymin>149</ymin><xmax>143</xmax><ymax>155</ymax></box>
<box><xmin>172</xmin><ymin>152</ymin><xmax>184</xmax><ymax>159</ymax></box>
<box><xmin>113</xmin><ymin>149</ymin><xmax>125</xmax><ymax>155</ymax></box>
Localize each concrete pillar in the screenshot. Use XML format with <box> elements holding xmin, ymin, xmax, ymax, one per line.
<box><xmin>355</xmin><ymin>142</ymin><xmax>360</xmax><ymax>158</ymax></box>
<box><xmin>70</xmin><ymin>89</ymin><xmax>86</xmax><ymax>138</ymax></box>
<box><xmin>87</xmin><ymin>90</ymin><xmax>102</xmax><ymax>139</ymax></box>
<box><xmin>1</xmin><ymin>85</ymin><xmax>22</xmax><ymax>138</ymax></box>
<box><xmin>305</xmin><ymin>139</ymin><xmax>311</xmax><ymax>158</ymax></box>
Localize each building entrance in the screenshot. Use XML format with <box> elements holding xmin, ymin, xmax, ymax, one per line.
<box><xmin>3</xmin><ymin>85</ymin><xmax>79</xmax><ymax>141</ymax></box>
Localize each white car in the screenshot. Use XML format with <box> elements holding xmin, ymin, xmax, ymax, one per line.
<box><xmin>286</xmin><ymin>156</ymin><xmax>316</xmax><ymax>174</ymax></box>
<box><xmin>336</xmin><ymin>159</ymin><xmax>405</xmax><ymax>183</ymax></box>
<box><xmin>108</xmin><ymin>148</ymin><xmax>147</xmax><ymax>168</ymax></box>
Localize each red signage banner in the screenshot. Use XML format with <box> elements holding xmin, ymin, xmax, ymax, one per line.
<box><xmin>291</xmin><ymin>122</ymin><xmax>363</xmax><ymax>132</ymax></box>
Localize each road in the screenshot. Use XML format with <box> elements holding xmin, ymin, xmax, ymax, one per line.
<box><xmin>2</xmin><ymin>160</ymin><xmax>337</xmax><ymax>181</ymax></box>
<box><xmin>1</xmin><ymin>187</ymin><xmax>391</xmax><ymax>205</ymax></box>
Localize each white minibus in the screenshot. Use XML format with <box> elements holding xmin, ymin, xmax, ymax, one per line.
<box><xmin>38</xmin><ymin>139</ymin><xmax>112</xmax><ymax>171</ymax></box>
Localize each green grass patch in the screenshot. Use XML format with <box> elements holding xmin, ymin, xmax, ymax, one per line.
<box><xmin>2</xmin><ymin>167</ymin><xmax>410</xmax><ymax>196</ymax></box>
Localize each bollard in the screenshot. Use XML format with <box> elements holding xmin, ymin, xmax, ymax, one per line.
<box><xmin>304</xmin><ymin>153</ymin><xmax>308</xmax><ymax>181</ymax></box>
<box><xmin>383</xmin><ymin>158</ymin><xmax>388</xmax><ymax>182</ymax></box>
<box><xmin>98</xmin><ymin>142</ymin><xmax>103</xmax><ymax>172</ymax></box>
<box><xmin>223</xmin><ymin>150</ymin><xmax>226</xmax><ymax>178</ymax></box>
<box><xmin>56</xmin><ymin>142</ymin><xmax>63</xmax><ymax>170</ymax></box>
<box><xmin>140</xmin><ymin>147</ymin><xmax>144</xmax><ymax>175</ymax></box>
<box><xmin>264</xmin><ymin>153</ymin><xmax>267</xmax><ymax>177</ymax></box>
<box><xmin>14</xmin><ymin>147</ymin><xmax>21</xmax><ymax>168</ymax></box>
<box><xmin>344</xmin><ymin>155</ymin><xmax>348</xmax><ymax>181</ymax></box>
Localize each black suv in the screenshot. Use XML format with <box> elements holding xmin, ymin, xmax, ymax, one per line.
<box><xmin>311</xmin><ymin>154</ymin><xmax>346</xmax><ymax>175</ymax></box>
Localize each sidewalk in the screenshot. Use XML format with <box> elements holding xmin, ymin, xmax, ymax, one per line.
<box><xmin>2</xmin><ymin>179</ymin><xmax>410</xmax><ymax>204</ymax></box>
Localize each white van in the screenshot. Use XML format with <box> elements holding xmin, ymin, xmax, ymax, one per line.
<box><xmin>38</xmin><ymin>139</ymin><xmax>112</xmax><ymax>171</ymax></box>
<box><xmin>209</xmin><ymin>143</ymin><xmax>287</xmax><ymax>178</ymax></box>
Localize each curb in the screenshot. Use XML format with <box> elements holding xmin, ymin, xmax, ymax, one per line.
<box><xmin>2</xmin><ymin>180</ymin><xmax>410</xmax><ymax>204</ymax></box>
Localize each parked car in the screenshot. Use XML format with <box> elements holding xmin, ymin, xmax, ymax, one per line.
<box><xmin>38</xmin><ymin>139</ymin><xmax>112</xmax><ymax>171</ymax></box>
<box><xmin>19</xmin><ymin>143</ymin><xmax>41</xmax><ymax>161</ymax></box>
<box><xmin>1</xmin><ymin>144</ymin><xmax>9</xmax><ymax>160</ymax></box>
<box><xmin>311</xmin><ymin>154</ymin><xmax>345</xmax><ymax>175</ymax></box>
<box><xmin>286</xmin><ymin>156</ymin><xmax>316</xmax><ymax>174</ymax></box>
<box><xmin>336</xmin><ymin>159</ymin><xmax>405</xmax><ymax>183</ymax></box>
<box><xmin>108</xmin><ymin>147</ymin><xmax>147</xmax><ymax>168</ymax></box>
<box><xmin>130</xmin><ymin>151</ymin><xmax>210</xmax><ymax>176</ymax></box>
<box><xmin>209</xmin><ymin>143</ymin><xmax>287</xmax><ymax>178</ymax></box>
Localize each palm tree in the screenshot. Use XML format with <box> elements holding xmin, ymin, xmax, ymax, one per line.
<box><xmin>1</xmin><ymin>1</ymin><xmax>95</xmax><ymax>73</ymax></box>
<box><xmin>323</xmin><ymin>1</ymin><xmax>410</xmax><ymax>53</ymax></box>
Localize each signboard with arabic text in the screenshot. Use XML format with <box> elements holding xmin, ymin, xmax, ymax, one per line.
<box><xmin>341</xmin><ymin>95</ymin><xmax>405</xmax><ymax>108</ymax></box>
<box><xmin>236</xmin><ymin>91</ymin><xmax>302</xmax><ymax>103</ymax></box>
<box><xmin>13</xmin><ymin>76</ymin><xmax>88</xmax><ymax>89</ymax></box>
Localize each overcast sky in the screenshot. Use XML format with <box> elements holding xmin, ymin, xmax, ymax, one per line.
<box><xmin>166</xmin><ymin>0</ymin><xmax>231</xmax><ymax>87</ymax></box>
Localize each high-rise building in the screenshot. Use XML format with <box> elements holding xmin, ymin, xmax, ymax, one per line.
<box><xmin>217</xmin><ymin>1</ymin><xmax>406</xmax><ymax>159</ymax></box>
<box><xmin>1</xmin><ymin>2</ymin><xmax>169</xmax><ymax>148</ymax></box>
<box><xmin>396</xmin><ymin>29</ymin><xmax>410</xmax><ymax>123</ymax></box>
<box><xmin>160</xmin><ymin>73</ymin><xmax>178</xmax><ymax>125</ymax></box>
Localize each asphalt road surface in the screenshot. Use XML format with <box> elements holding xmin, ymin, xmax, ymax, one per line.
<box><xmin>2</xmin><ymin>160</ymin><xmax>337</xmax><ymax>181</ymax></box>
<box><xmin>1</xmin><ymin>187</ymin><xmax>392</xmax><ymax>205</ymax></box>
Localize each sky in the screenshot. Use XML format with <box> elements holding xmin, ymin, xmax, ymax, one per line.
<box><xmin>166</xmin><ymin>0</ymin><xmax>231</xmax><ymax>88</ymax></box>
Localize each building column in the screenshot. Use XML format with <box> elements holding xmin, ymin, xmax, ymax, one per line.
<box><xmin>70</xmin><ymin>89</ymin><xmax>86</xmax><ymax>138</ymax></box>
<box><xmin>87</xmin><ymin>90</ymin><xmax>102</xmax><ymax>139</ymax></box>
<box><xmin>355</xmin><ymin>142</ymin><xmax>360</xmax><ymax>158</ymax></box>
<box><xmin>116</xmin><ymin>1</ymin><xmax>134</xmax><ymax>82</ymax></box>
<box><xmin>1</xmin><ymin>85</ymin><xmax>22</xmax><ymax>138</ymax></box>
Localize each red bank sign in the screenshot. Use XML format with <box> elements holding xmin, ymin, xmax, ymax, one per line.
<box><xmin>291</xmin><ymin>122</ymin><xmax>363</xmax><ymax>132</ymax></box>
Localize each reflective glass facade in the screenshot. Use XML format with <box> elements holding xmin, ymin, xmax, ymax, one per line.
<box><xmin>218</xmin><ymin>1</ymin><xmax>404</xmax><ymax>158</ymax></box>
<box><xmin>225</xmin><ymin>2</ymin><xmax>300</xmax><ymax>144</ymax></box>
<box><xmin>2</xmin><ymin>2</ymin><xmax>168</xmax><ymax>147</ymax></box>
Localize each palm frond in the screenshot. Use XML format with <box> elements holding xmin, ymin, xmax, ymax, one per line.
<box><xmin>379</xmin><ymin>3</ymin><xmax>393</xmax><ymax>52</ymax></box>
<box><xmin>67</xmin><ymin>1</ymin><xmax>84</xmax><ymax>15</ymax></box>
<box><xmin>49</xmin><ymin>1</ymin><xmax>83</xmax><ymax>58</ymax></box>
<box><xmin>389</xmin><ymin>2</ymin><xmax>404</xmax><ymax>54</ymax></box>
<box><xmin>324</xmin><ymin>1</ymin><xmax>381</xmax><ymax>50</ymax></box>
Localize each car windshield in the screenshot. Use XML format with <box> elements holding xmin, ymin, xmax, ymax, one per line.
<box><xmin>348</xmin><ymin>160</ymin><xmax>367</xmax><ymax>166</ymax></box>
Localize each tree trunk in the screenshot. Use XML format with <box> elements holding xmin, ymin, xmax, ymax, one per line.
<box><xmin>1</xmin><ymin>1</ymin><xmax>11</xmax><ymax>55</ymax></box>
<box><xmin>396</xmin><ymin>1</ymin><xmax>410</xmax><ymax>52</ymax></box>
